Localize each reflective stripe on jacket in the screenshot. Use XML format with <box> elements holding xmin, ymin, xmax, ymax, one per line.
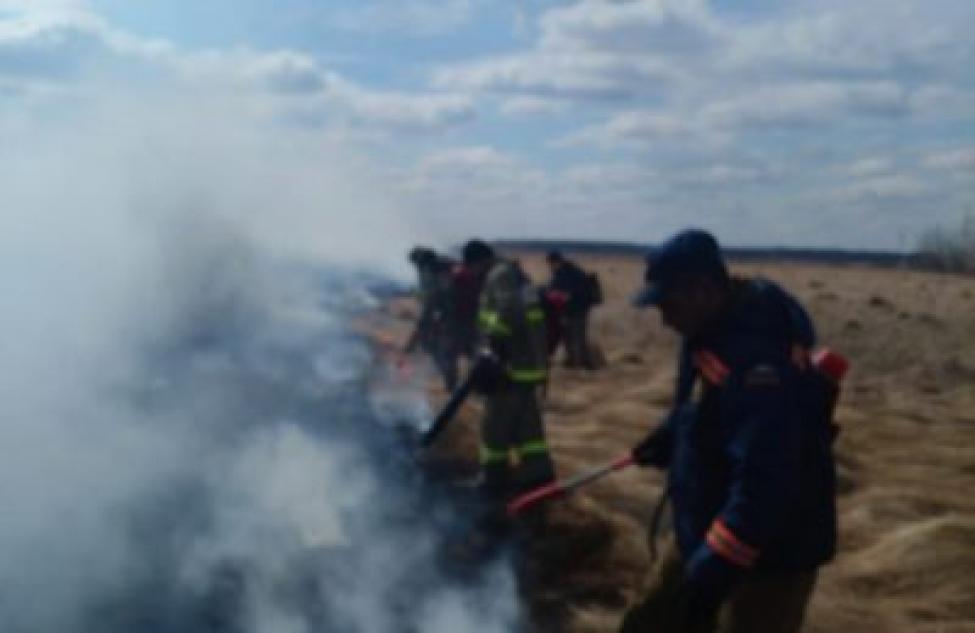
<box><xmin>478</xmin><ymin>260</ymin><xmax>548</xmax><ymax>383</ymax></box>
<box><xmin>649</xmin><ymin>280</ymin><xmax>836</xmax><ymax>571</ymax></box>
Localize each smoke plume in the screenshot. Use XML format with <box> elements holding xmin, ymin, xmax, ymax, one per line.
<box><xmin>0</xmin><ymin>67</ymin><xmax>519</xmax><ymax>633</ymax></box>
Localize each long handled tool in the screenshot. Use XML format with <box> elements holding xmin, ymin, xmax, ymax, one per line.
<box><xmin>507</xmin><ymin>453</ymin><xmax>635</xmax><ymax>517</ymax></box>
<box><xmin>420</xmin><ymin>370</ymin><xmax>477</xmax><ymax>447</ymax></box>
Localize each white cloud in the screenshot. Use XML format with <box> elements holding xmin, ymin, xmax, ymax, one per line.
<box><xmin>0</xmin><ymin>13</ymin><xmax>139</xmax><ymax>79</ymax></box>
<box><xmin>434</xmin><ymin>0</ymin><xmax>713</xmax><ymax>100</ymax></box>
<box><xmin>676</xmin><ymin>163</ymin><xmax>777</xmax><ymax>188</ymax></box>
<box><xmin>236</xmin><ymin>50</ymin><xmax>330</xmax><ymax>94</ymax></box>
<box><xmin>331</xmin><ymin>0</ymin><xmax>480</xmax><ymax>36</ymax></box>
<box><xmin>729</xmin><ymin>8</ymin><xmax>929</xmax><ymax>78</ymax></box>
<box><xmin>435</xmin><ymin>0</ymin><xmax>973</xmax><ymax>105</ymax></box>
<box><xmin>407</xmin><ymin>145</ymin><xmax>548</xmax><ymax>202</ymax></box>
<box><xmin>417</xmin><ymin>145</ymin><xmax>519</xmax><ymax>172</ymax></box>
<box><xmin>560</xmin><ymin>110</ymin><xmax>700</xmax><ymax>148</ymax></box>
<box><xmin>834</xmin><ymin>174</ymin><xmax>928</xmax><ymax>201</ymax></box>
<box><xmin>562</xmin><ymin>78</ymin><xmax>921</xmax><ymax>151</ymax></box>
<box><xmin>499</xmin><ymin>95</ymin><xmax>566</xmax><ymax>117</ymax></box>
<box><xmin>700</xmin><ymin>81</ymin><xmax>912</xmax><ymax>130</ymax></box>
<box><xmin>0</xmin><ymin>0</ymin><xmax>84</xmax><ymax>12</ymax></box>
<box><xmin>562</xmin><ymin>160</ymin><xmax>778</xmax><ymax>194</ymax></box>
<box><xmin>3</xmin><ymin>1</ymin><xmax>972</xmax><ymax>250</ymax></box>
<box><xmin>437</xmin><ymin>0</ymin><xmax>973</xmax><ymax>139</ymax></box>
<box><xmin>909</xmin><ymin>84</ymin><xmax>975</xmax><ymax>116</ymax></box>
<box><xmin>400</xmin><ymin>145</ymin><xmax>555</xmax><ymax>234</ymax></box>
<box><xmin>435</xmin><ymin>50</ymin><xmax>676</xmax><ymax>100</ymax></box>
<box><xmin>845</xmin><ymin>157</ymin><xmax>894</xmax><ymax>178</ymax></box>
<box><xmin>325</xmin><ymin>75</ymin><xmax>474</xmax><ymax>130</ymax></box>
<box><xmin>0</xmin><ymin>11</ymin><xmax>474</xmax><ymax>131</ymax></box>
<box><xmin>563</xmin><ymin>163</ymin><xmax>657</xmax><ymax>190</ymax></box>
<box><xmin>432</xmin><ymin>0</ymin><xmax>971</xmax><ymax>250</ymax></box>
<box><xmin>922</xmin><ymin>147</ymin><xmax>975</xmax><ymax>172</ymax></box>
<box><xmin>594</xmin><ymin>109</ymin><xmax>692</xmax><ymax>137</ymax></box>
<box><xmin>537</xmin><ymin>0</ymin><xmax>723</xmax><ymax>55</ymax></box>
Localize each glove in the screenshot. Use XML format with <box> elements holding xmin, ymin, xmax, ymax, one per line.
<box><xmin>631</xmin><ymin>431</ymin><xmax>666</xmax><ymax>467</ymax></box>
<box><xmin>631</xmin><ymin>404</ymin><xmax>696</xmax><ymax>468</ymax></box>
<box><xmin>683</xmin><ymin>545</ymin><xmax>742</xmax><ymax>629</ymax></box>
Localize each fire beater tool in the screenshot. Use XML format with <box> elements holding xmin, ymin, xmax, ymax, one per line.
<box><xmin>507</xmin><ymin>453</ymin><xmax>635</xmax><ymax>517</ymax></box>
<box><xmin>420</xmin><ymin>368</ymin><xmax>477</xmax><ymax>447</ymax></box>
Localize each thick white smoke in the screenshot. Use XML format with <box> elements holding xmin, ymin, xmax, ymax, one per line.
<box><xmin>0</xmin><ymin>70</ymin><xmax>519</xmax><ymax>633</ymax></box>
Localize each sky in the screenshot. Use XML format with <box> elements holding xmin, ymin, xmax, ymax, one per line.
<box><xmin>1</xmin><ymin>0</ymin><xmax>973</xmax><ymax>250</ymax></box>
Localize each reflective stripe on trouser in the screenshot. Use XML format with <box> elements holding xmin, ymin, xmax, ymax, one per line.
<box><xmin>526</xmin><ymin>307</ymin><xmax>546</xmax><ymax>324</ymax></box>
<box><xmin>507</xmin><ymin>366</ymin><xmax>547</xmax><ymax>382</ymax></box>
<box><xmin>620</xmin><ymin>542</ymin><xmax>817</xmax><ymax>633</ymax></box>
<box><xmin>481</xmin><ymin>382</ymin><xmax>555</xmax><ymax>494</ymax></box>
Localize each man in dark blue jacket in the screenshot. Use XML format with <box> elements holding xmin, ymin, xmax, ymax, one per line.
<box><xmin>622</xmin><ymin>230</ymin><xmax>837</xmax><ymax>633</ymax></box>
<box><xmin>546</xmin><ymin>250</ymin><xmax>597</xmax><ymax>369</ymax></box>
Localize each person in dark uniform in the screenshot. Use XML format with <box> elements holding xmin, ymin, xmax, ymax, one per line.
<box><xmin>405</xmin><ymin>246</ymin><xmax>460</xmax><ymax>391</ymax></box>
<box><xmin>546</xmin><ymin>250</ymin><xmax>597</xmax><ymax>369</ymax></box>
<box><xmin>464</xmin><ymin>240</ymin><xmax>556</xmax><ymax>498</ymax></box>
<box><xmin>622</xmin><ymin>229</ymin><xmax>837</xmax><ymax>633</ymax></box>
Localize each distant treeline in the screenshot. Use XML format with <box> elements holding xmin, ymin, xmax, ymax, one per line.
<box><xmin>494</xmin><ymin>239</ymin><xmax>923</xmax><ymax>267</ymax></box>
<box><xmin>916</xmin><ymin>214</ymin><xmax>975</xmax><ymax>273</ymax></box>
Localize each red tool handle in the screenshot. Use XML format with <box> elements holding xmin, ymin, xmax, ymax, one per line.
<box><xmin>506</xmin><ymin>453</ymin><xmax>635</xmax><ymax>517</ymax></box>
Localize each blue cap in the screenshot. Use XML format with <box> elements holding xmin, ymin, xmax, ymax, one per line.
<box><xmin>633</xmin><ymin>229</ymin><xmax>728</xmax><ymax>307</ymax></box>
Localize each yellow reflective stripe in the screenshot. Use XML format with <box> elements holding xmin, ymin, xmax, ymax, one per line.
<box><xmin>527</xmin><ymin>307</ymin><xmax>545</xmax><ymax>323</ymax></box>
<box><xmin>478</xmin><ymin>310</ymin><xmax>511</xmax><ymax>336</ymax></box>
<box><xmin>519</xmin><ymin>440</ymin><xmax>549</xmax><ymax>456</ymax></box>
<box><xmin>507</xmin><ymin>367</ymin><xmax>547</xmax><ymax>382</ymax></box>
<box><xmin>480</xmin><ymin>445</ymin><xmax>509</xmax><ymax>464</ymax></box>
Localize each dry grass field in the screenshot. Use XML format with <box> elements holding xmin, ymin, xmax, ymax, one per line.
<box><xmin>378</xmin><ymin>253</ymin><xmax>975</xmax><ymax>632</ymax></box>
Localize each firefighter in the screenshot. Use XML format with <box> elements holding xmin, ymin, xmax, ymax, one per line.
<box><xmin>405</xmin><ymin>246</ymin><xmax>459</xmax><ymax>391</ymax></box>
<box><xmin>672</xmin><ymin>237</ymin><xmax>816</xmax><ymax>406</ymax></box>
<box><xmin>546</xmin><ymin>250</ymin><xmax>598</xmax><ymax>369</ymax></box>
<box><xmin>622</xmin><ymin>229</ymin><xmax>837</xmax><ymax>633</ymax></box>
<box><xmin>462</xmin><ymin>239</ymin><xmax>556</xmax><ymax>498</ymax></box>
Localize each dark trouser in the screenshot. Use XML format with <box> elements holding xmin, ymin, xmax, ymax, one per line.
<box><xmin>563</xmin><ymin>309</ymin><xmax>593</xmax><ymax>369</ymax></box>
<box><xmin>451</xmin><ymin>321</ymin><xmax>478</xmax><ymax>359</ymax></box>
<box><xmin>434</xmin><ymin>342</ymin><xmax>459</xmax><ymax>392</ymax></box>
<box><xmin>431</xmin><ymin>320</ymin><xmax>479</xmax><ymax>392</ymax></box>
<box><xmin>422</xmin><ymin>331</ymin><xmax>459</xmax><ymax>391</ymax></box>
<box><xmin>480</xmin><ymin>382</ymin><xmax>556</xmax><ymax>496</ymax></box>
<box><xmin>621</xmin><ymin>545</ymin><xmax>817</xmax><ymax>633</ymax></box>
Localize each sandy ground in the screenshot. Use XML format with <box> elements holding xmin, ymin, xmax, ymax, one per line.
<box><xmin>374</xmin><ymin>253</ymin><xmax>975</xmax><ymax>632</ymax></box>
